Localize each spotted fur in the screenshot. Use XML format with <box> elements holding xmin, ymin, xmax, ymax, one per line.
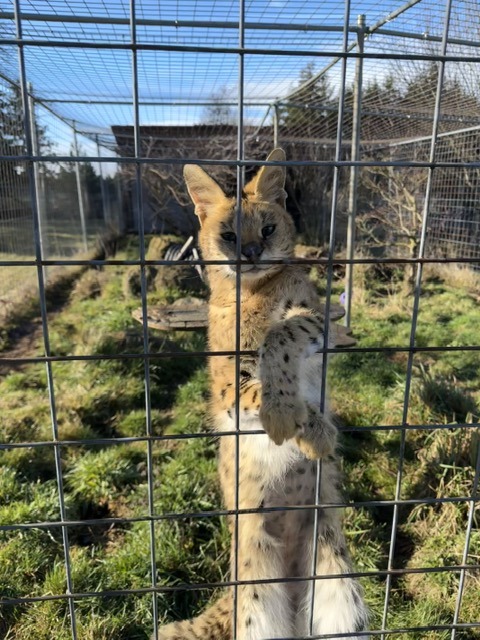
<box><xmin>154</xmin><ymin>149</ymin><xmax>368</xmax><ymax>639</ymax></box>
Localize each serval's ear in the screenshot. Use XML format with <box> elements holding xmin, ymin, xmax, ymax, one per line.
<box><xmin>183</xmin><ymin>164</ymin><xmax>227</xmax><ymax>226</ymax></box>
<box><xmin>246</xmin><ymin>148</ymin><xmax>287</xmax><ymax>207</ymax></box>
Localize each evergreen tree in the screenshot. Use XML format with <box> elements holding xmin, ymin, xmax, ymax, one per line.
<box><xmin>0</xmin><ymin>83</ymin><xmax>52</xmax><ymax>221</ymax></box>
<box><xmin>0</xmin><ymin>84</ymin><xmax>28</xmax><ymax>212</ymax></box>
<box><xmin>280</xmin><ymin>63</ymin><xmax>337</xmax><ymax>140</ymax></box>
<box><xmin>50</xmin><ymin>148</ymin><xmax>103</xmax><ymax>221</ymax></box>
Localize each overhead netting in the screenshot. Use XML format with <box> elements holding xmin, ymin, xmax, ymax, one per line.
<box><xmin>0</xmin><ymin>0</ymin><xmax>479</xmax><ymax>251</ymax></box>
<box><xmin>0</xmin><ymin>0</ymin><xmax>479</xmax><ymax>154</ymax></box>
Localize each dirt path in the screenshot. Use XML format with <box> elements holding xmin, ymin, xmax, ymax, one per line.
<box><xmin>0</xmin><ymin>317</ymin><xmax>45</xmax><ymax>375</ymax></box>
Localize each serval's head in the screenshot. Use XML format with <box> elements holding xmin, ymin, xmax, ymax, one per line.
<box><xmin>184</xmin><ymin>148</ymin><xmax>295</xmax><ymax>283</ymax></box>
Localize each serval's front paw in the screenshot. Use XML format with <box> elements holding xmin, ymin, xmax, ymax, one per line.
<box><xmin>295</xmin><ymin>406</ymin><xmax>337</xmax><ymax>460</ymax></box>
<box><xmin>259</xmin><ymin>391</ymin><xmax>308</xmax><ymax>445</ymax></box>
<box><xmin>152</xmin><ymin>624</ymin><xmax>174</xmax><ymax>640</ymax></box>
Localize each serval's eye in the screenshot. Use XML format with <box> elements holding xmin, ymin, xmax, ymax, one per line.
<box><xmin>262</xmin><ymin>225</ymin><xmax>276</xmax><ymax>239</ymax></box>
<box><xmin>221</xmin><ymin>231</ymin><xmax>237</xmax><ymax>243</ymax></box>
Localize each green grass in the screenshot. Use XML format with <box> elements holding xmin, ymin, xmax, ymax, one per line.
<box><xmin>0</xmin><ymin>251</ymin><xmax>479</xmax><ymax>638</ymax></box>
<box><xmin>335</xmin><ymin>264</ymin><xmax>480</xmax><ymax>639</ymax></box>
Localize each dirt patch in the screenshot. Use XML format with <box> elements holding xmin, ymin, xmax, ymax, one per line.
<box><xmin>0</xmin><ymin>265</ymin><xmax>98</xmax><ymax>373</ymax></box>
<box><xmin>0</xmin><ymin>317</ymin><xmax>44</xmax><ymax>376</ymax></box>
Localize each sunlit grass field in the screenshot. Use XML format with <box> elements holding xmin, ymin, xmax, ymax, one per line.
<box><xmin>0</xmin><ymin>219</ymin><xmax>106</xmax><ymax>339</ymax></box>
<box><xmin>0</xmin><ymin>238</ymin><xmax>479</xmax><ymax>639</ymax></box>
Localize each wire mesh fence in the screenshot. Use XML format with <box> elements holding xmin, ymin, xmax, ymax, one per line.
<box><xmin>0</xmin><ymin>75</ymin><xmax>125</xmax><ymax>323</ymax></box>
<box><xmin>0</xmin><ymin>1</ymin><xmax>479</xmax><ymax>639</ymax></box>
<box><xmin>365</xmin><ymin>127</ymin><xmax>480</xmax><ymax>267</ymax></box>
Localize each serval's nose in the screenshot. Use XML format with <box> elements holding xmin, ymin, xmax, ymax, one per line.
<box><xmin>242</xmin><ymin>242</ymin><xmax>263</xmax><ymax>261</ymax></box>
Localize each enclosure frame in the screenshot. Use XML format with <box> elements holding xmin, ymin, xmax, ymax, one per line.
<box><xmin>1</xmin><ymin>1</ymin><xmax>480</xmax><ymax>639</ymax></box>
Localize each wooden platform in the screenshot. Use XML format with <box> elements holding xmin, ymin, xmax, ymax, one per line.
<box><xmin>132</xmin><ymin>297</ymin><xmax>208</xmax><ymax>331</ymax></box>
<box><xmin>132</xmin><ymin>297</ymin><xmax>355</xmax><ymax>346</ymax></box>
<box><xmin>321</xmin><ymin>302</ymin><xmax>346</xmax><ymax>322</ymax></box>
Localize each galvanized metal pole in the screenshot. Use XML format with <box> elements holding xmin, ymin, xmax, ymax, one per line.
<box><xmin>129</xmin><ymin>2</ymin><xmax>159</xmax><ymax>636</ymax></box>
<box><xmin>232</xmin><ymin>3</ymin><xmax>246</xmax><ymax>635</ymax></box>
<box><xmin>309</xmin><ymin>0</ymin><xmax>352</xmax><ymax>633</ymax></box>
<box><xmin>116</xmin><ymin>172</ymin><xmax>124</xmax><ymax>232</ymax></box>
<box><xmin>27</xmin><ymin>83</ymin><xmax>46</xmax><ymax>263</ymax></box>
<box><xmin>344</xmin><ymin>14</ymin><xmax>366</xmax><ymax>327</ymax></box>
<box><xmin>72</xmin><ymin>121</ymin><xmax>88</xmax><ymax>252</ymax></box>
<box><xmin>273</xmin><ymin>103</ymin><xmax>279</xmax><ymax>147</ymax></box>
<box><xmin>13</xmin><ymin>2</ymin><xmax>78</xmax><ymax>638</ymax></box>
<box><xmin>381</xmin><ymin>0</ymin><xmax>454</xmax><ymax>635</ymax></box>
<box><xmin>96</xmin><ymin>134</ymin><xmax>109</xmax><ymax>224</ymax></box>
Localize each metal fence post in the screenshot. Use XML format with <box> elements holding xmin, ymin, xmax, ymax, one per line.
<box><xmin>96</xmin><ymin>134</ymin><xmax>109</xmax><ymax>224</ymax></box>
<box><xmin>116</xmin><ymin>171</ymin><xmax>124</xmax><ymax>233</ymax></box>
<box><xmin>344</xmin><ymin>14</ymin><xmax>366</xmax><ymax>327</ymax></box>
<box><xmin>273</xmin><ymin>103</ymin><xmax>279</xmax><ymax>147</ymax></box>
<box><xmin>72</xmin><ymin>121</ymin><xmax>88</xmax><ymax>253</ymax></box>
<box><xmin>1</xmin><ymin>5</ymin><xmax>480</xmax><ymax>640</ymax></box>
<box><xmin>27</xmin><ymin>83</ymin><xmax>46</xmax><ymax>264</ymax></box>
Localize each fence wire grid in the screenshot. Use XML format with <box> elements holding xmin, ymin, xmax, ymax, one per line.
<box><xmin>0</xmin><ymin>1</ymin><xmax>480</xmax><ymax>640</ymax></box>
